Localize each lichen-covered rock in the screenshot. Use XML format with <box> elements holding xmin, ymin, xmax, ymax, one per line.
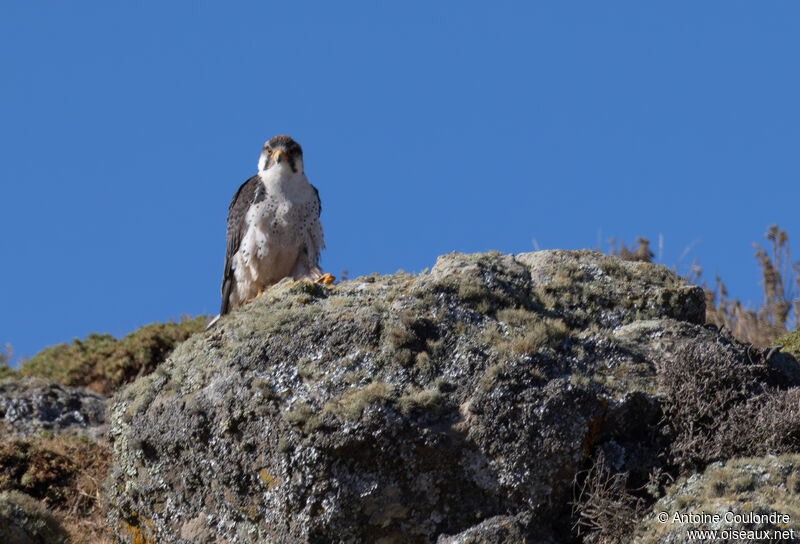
<box><xmin>104</xmin><ymin>250</ymin><xmax>717</xmax><ymax>543</ymax></box>
<box><xmin>436</xmin><ymin>512</ymin><xmax>552</xmax><ymax>544</ymax></box>
<box><xmin>633</xmin><ymin>455</ymin><xmax>800</xmax><ymax>543</ymax></box>
<box><xmin>0</xmin><ymin>377</ymin><xmax>106</xmax><ymax>440</ymax></box>
<box><xmin>0</xmin><ymin>490</ymin><xmax>69</xmax><ymax>544</ymax></box>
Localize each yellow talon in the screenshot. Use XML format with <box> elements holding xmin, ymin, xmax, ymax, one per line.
<box><xmin>317</xmin><ymin>273</ymin><xmax>335</xmax><ymax>285</ymax></box>
<box><xmin>247</xmin><ymin>286</ymin><xmax>267</xmax><ymax>304</ymax></box>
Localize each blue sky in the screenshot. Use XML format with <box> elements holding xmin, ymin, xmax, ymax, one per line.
<box><xmin>1</xmin><ymin>2</ymin><xmax>799</xmax><ymax>364</ymax></box>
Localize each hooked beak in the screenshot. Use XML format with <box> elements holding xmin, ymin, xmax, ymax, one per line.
<box><xmin>272</xmin><ymin>150</ymin><xmax>287</xmax><ymax>164</ymax></box>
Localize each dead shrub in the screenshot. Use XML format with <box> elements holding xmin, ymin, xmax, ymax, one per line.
<box><xmin>606</xmin><ymin>237</ymin><xmax>655</xmax><ymax>263</ymax></box>
<box><xmin>657</xmin><ymin>337</ymin><xmax>800</xmax><ymax>469</ymax></box>
<box><xmin>572</xmin><ymin>452</ymin><xmax>645</xmax><ymax>543</ymax></box>
<box><xmin>715</xmin><ymin>388</ymin><xmax>800</xmax><ymax>458</ymax></box>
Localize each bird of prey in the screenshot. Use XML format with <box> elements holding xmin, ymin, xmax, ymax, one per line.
<box><xmin>210</xmin><ymin>135</ymin><xmax>333</xmax><ymax>327</ymax></box>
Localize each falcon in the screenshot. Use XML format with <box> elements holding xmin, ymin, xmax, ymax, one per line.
<box><xmin>211</xmin><ymin>135</ymin><xmax>333</xmax><ymax>326</ymax></box>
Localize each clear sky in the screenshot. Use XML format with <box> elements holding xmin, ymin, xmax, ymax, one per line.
<box><xmin>1</xmin><ymin>2</ymin><xmax>799</xmax><ymax>364</ymax></box>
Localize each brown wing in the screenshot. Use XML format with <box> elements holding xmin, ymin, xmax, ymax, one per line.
<box><xmin>220</xmin><ymin>175</ymin><xmax>263</xmax><ymax>315</ymax></box>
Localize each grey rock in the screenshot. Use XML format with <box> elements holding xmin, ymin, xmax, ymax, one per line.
<box><xmin>102</xmin><ymin>250</ymin><xmax>735</xmax><ymax>543</ymax></box>
<box><xmin>436</xmin><ymin>512</ymin><xmax>556</xmax><ymax>543</ymax></box>
<box><xmin>0</xmin><ymin>376</ymin><xmax>106</xmax><ymax>440</ymax></box>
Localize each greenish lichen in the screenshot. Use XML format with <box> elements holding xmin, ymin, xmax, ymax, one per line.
<box><xmin>778</xmin><ymin>328</ymin><xmax>800</xmax><ymax>356</ymax></box>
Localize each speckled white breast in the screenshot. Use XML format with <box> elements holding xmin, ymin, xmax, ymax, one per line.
<box><xmin>231</xmin><ymin>168</ymin><xmax>323</xmax><ymax>303</ymax></box>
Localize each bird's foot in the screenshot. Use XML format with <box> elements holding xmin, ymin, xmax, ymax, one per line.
<box><xmin>316</xmin><ymin>273</ymin><xmax>335</xmax><ymax>285</ymax></box>
<box><xmin>247</xmin><ymin>287</ymin><xmax>267</xmax><ymax>305</ymax></box>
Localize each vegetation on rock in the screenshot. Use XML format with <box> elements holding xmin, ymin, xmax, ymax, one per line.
<box><xmin>633</xmin><ymin>455</ymin><xmax>800</xmax><ymax>542</ymax></box>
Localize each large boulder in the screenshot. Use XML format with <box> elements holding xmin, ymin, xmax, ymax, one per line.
<box><xmin>104</xmin><ymin>250</ymin><xmax>726</xmax><ymax>542</ymax></box>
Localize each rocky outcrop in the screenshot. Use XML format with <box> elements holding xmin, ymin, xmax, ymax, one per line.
<box><xmin>0</xmin><ymin>376</ymin><xmax>106</xmax><ymax>440</ymax></box>
<box><xmin>102</xmin><ymin>250</ymin><xmax>797</xmax><ymax>543</ymax></box>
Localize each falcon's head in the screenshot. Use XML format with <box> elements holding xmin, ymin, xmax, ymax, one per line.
<box><xmin>258</xmin><ymin>134</ymin><xmax>304</xmax><ymax>174</ymax></box>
